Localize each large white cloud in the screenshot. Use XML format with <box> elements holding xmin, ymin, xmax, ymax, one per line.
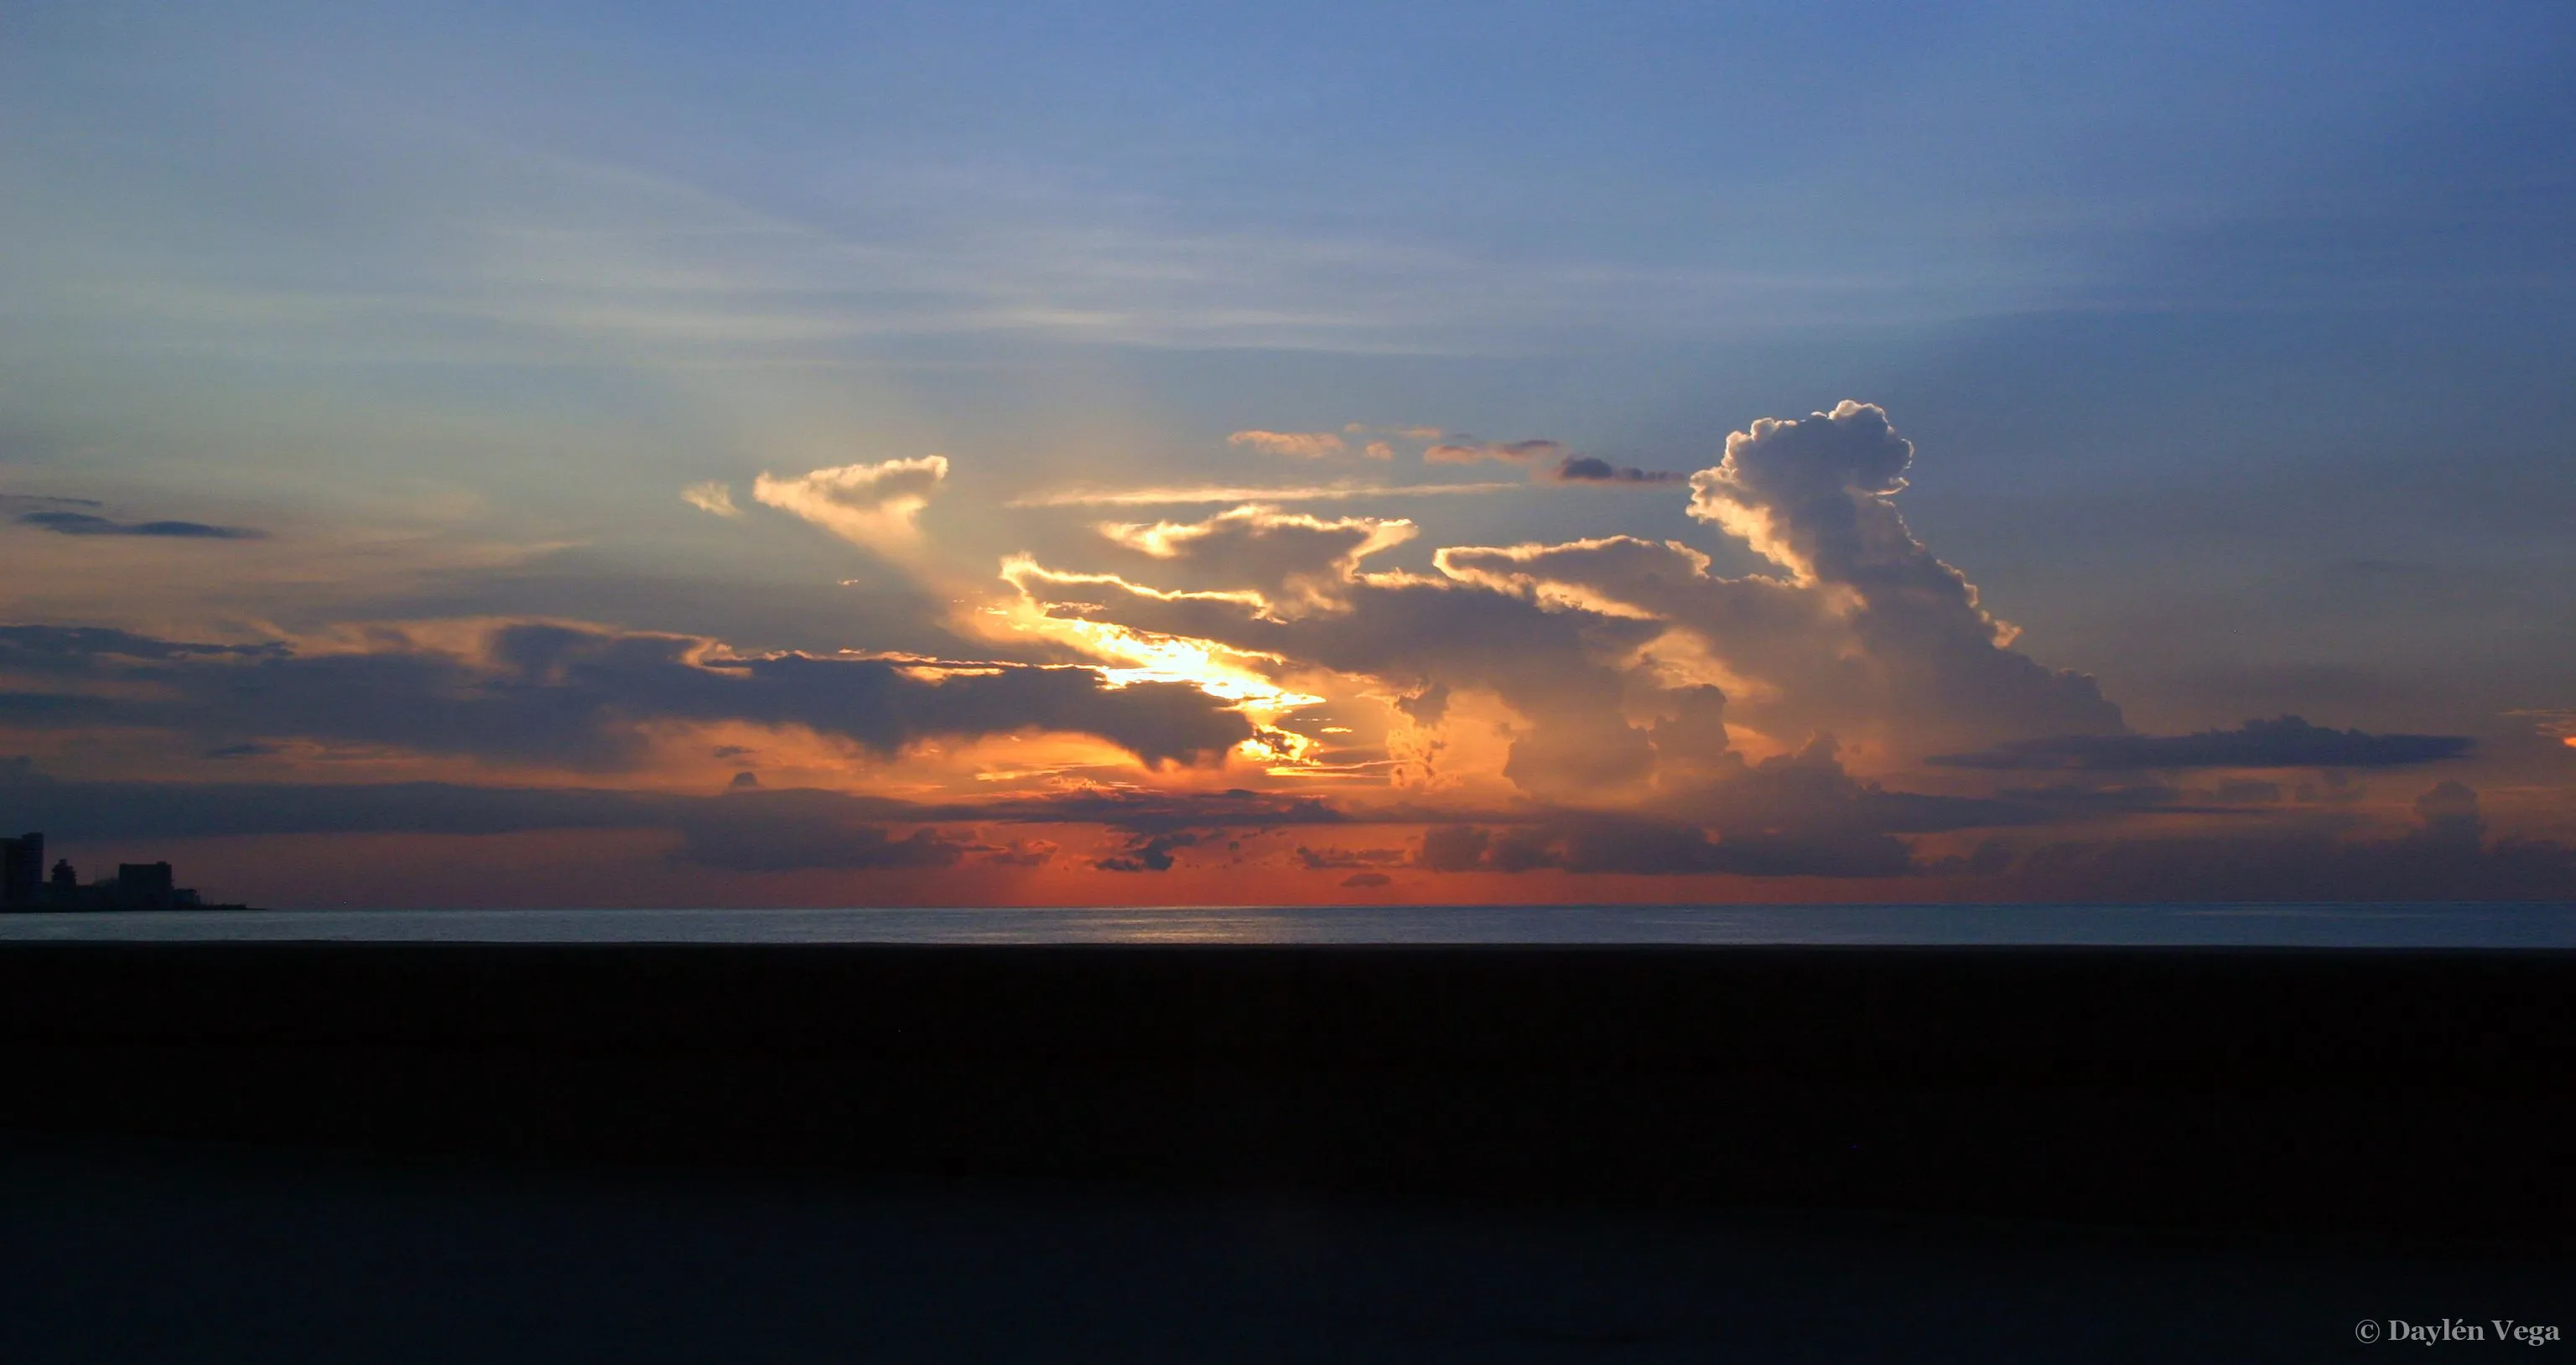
<box><xmin>1442</xmin><ymin>403</ymin><xmax>2122</xmax><ymax>755</ymax></box>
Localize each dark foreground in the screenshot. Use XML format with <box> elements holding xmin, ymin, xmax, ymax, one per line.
<box><xmin>2</xmin><ymin>943</ymin><xmax>2568</xmax><ymax>1359</ymax></box>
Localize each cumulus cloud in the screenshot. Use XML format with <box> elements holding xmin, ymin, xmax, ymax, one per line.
<box><xmin>1425</xmin><ymin>438</ymin><xmax>1566</xmax><ymax>465</ymax></box>
<box><xmin>16</xmin><ymin>511</ymin><xmax>265</xmax><ymax>539</ymax></box>
<box><xmin>1928</xmin><ymin>716</ymin><xmax>2475</xmax><ymax>771</ymax></box>
<box><xmin>1433</xmin><ymin>405</ymin><xmax>2122</xmax><ymax>755</ymax></box>
<box><xmin>1007</xmin><ymin>403</ymin><xmax>2129</xmax><ymax>803</ymax></box>
<box><xmin>1690</xmin><ymin>400</ymin><xmax>1915</xmax><ymax>579</ymax></box>
<box><xmin>752</xmin><ymin>456</ymin><xmax>948</xmax><ymax>545</ymax></box>
<box><xmin>680</xmin><ymin>481</ymin><xmax>741</xmax><ymax>517</ymax></box>
<box><xmin>1227</xmin><ymin>430</ymin><xmax>1348</xmax><ymax>459</ymax></box>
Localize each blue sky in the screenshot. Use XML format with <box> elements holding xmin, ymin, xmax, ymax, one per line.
<box><xmin>3</xmin><ymin>1</ymin><xmax>2572</xmax><ymax>905</ymax></box>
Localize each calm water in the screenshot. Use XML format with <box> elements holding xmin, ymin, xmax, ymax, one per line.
<box><xmin>2</xmin><ymin>902</ymin><xmax>2572</xmax><ymax>947</ymax></box>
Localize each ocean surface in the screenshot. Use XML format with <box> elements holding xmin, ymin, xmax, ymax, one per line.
<box><xmin>3</xmin><ymin>901</ymin><xmax>2573</xmax><ymax>947</ymax></box>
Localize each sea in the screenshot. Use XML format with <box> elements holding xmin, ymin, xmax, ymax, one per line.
<box><xmin>8</xmin><ymin>900</ymin><xmax>2570</xmax><ymax>1358</ymax></box>
<box><xmin>2</xmin><ymin>901</ymin><xmax>2572</xmax><ymax>947</ymax></box>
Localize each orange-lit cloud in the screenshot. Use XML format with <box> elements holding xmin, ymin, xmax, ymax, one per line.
<box><xmin>680</xmin><ymin>481</ymin><xmax>740</xmax><ymax>516</ymax></box>
<box><xmin>1425</xmin><ymin>437</ymin><xmax>1566</xmax><ymax>465</ymax></box>
<box><xmin>11</xmin><ymin>399</ymin><xmax>2570</xmax><ymax>908</ymax></box>
<box><xmin>1227</xmin><ymin>429</ymin><xmax>1348</xmax><ymax>459</ymax></box>
<box><xmin>752</xmin><ymin>455</ymin><xmax>948</xmax><ymax>546</ymax></box>
<box><xmin>1006</xmin><ymin>481</ymin><xmax>1520</xmax><ymax>508</ymax></box>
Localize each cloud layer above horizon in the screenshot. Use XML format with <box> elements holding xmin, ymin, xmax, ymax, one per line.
<box><xmin>8</xmin><ymin>398</ymin><xmax>2566</xmax><ymax>907</ymax></box>
<box><xmin>3</xmin><ymin>2</ymin><xmax>2571</xmax><ymax>908</ymax></box>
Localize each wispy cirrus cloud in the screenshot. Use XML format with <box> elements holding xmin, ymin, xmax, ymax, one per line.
<box><xmin>14</xmin><ymin>510</ymin><xmax>266</xmax><ymax>540</ymax></box>
<box><xmin>1006</xmin><ymin>481</ymin><xmax>1521</xmax><ymax>508</ymax></box>
<box><xmin>1424</xmin><ymin>438</ymin><xmax>1567</xmax><ymax>465</ymax></box>
<box><xmin>1227</xmin><ymin>430</ymin><xmax>1348</xmax><ymax>459</ymax></box>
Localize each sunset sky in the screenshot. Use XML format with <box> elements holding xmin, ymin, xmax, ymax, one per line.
<box><xmin>5</xmin><ymin>1</ymin><xmax>2573</xmax><ymax>906</ymax></box>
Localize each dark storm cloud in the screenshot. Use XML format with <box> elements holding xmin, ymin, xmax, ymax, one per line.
<box><xmin>1393</xmin><ymin>682</ymin><xmax>1450</xmax><ymax>727</ymax></box>
<box><xmin>28</xmin><ymin>768</ymin><xmax>981</xmax><ymax>877</ymax></box>
<box><xmin>981</xmin><ymin>786</ymin><xmax>1344</xmax><ymax>835</ymax></box>
<box><xmin>1066</xmin><ymin>789</ymin><xmax>1366</xmax><ymax>870</ymax></box>
<box><xmin>0</xmin><ymin>766</ymin><xmax>670</xmax><ymax>838</ymax></box>
<box><xmin>16</xmin><ymin>511</ymin><xmax>266</xmax><ymax>539</ymax></box>
<box><xmin>1659</xmin><ymin>733</ymin><xmax>2037</xmax><ymax>834</ymax></box>
<box><xmin>2000</xmin><ymin>782</ymin><xmax>2576</xmax><ymax>902</ymax></box>
<box><xmin>669</xmin><ymin>789</ymin><xmax>973</xmax><ymax>871</ymax></box>
<box><xmin>0</xmin><ymin>620</ymin><xmax>1255</xmax><ymax>770</ymax></box>
<box><xmin>1294</xmin><ymin>844</ymin><xmax>1407</xmax><ymax>869</ymax></box>
<box><xmin>0</xmin><ymin>761</ymin><xmax>1347</xmax><ymax>847</ymax></box>
<box><xmin>982</xmin><ymin>838</ymin><xmax>1057</xmax><ymax>867</ymax></box>
<box><xmin>1095</xmin><ymin>830</ymin><xmax>1200</xmax><ymax>872</ymax></box>
<box><xmin>1927</xmin><ymin>715</ymin><xmax>2474</xmax><ymax>771</ymax></box>
<box><xmin>0</xmin><ymin>765</ymin><xmax>1263</xmax><ymax>878</ymax></box>
<box><xmin>1416</xmin><ymin>824</ymin><xmax>1492</xmax><ymax>871</ymax></box>
<box><xmin>0</xmin><ymin>625</ymin><xmax>287</xmax><ymax>668</ymax></box>
<box><xmin>1541</xmin><ymin>454</ymin><xmax>1685</xmax><ymax>485</ymax></box>
<box><xmin>1403</xmin><ymin>737</ymin><xmax>1956</xmax><ymax>878</ymax></box>
<box><xmin>1409</xmin><ymin>814</ymin><xmax>1913</xmax><ymax>879</ymax></box>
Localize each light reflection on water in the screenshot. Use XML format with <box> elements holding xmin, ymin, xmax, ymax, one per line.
<box><xmin>1</xmin><ymin>902</ymin><xmax>2572</xmax><ymax>947</ymax></box>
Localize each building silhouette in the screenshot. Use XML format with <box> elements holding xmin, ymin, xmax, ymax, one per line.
<box><xmin>1</xmin><ymin>832</ymin><xmax>39</xmax><ymax>908</ymax></box>
<box><xmin>0</xmin><ymin>833</ymin><xmax>244</xmax><ymax>911</ymax></box>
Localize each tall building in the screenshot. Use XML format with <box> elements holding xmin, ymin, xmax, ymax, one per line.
<box><xmin>117</xmin><ymin>862</ymin><xmax>177</xmax><ymax>911</ymax></box>
<box><xmin>2</xmin><ymin>832</ymin><xmax>42</xmax><ymax>910</ymax></box>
